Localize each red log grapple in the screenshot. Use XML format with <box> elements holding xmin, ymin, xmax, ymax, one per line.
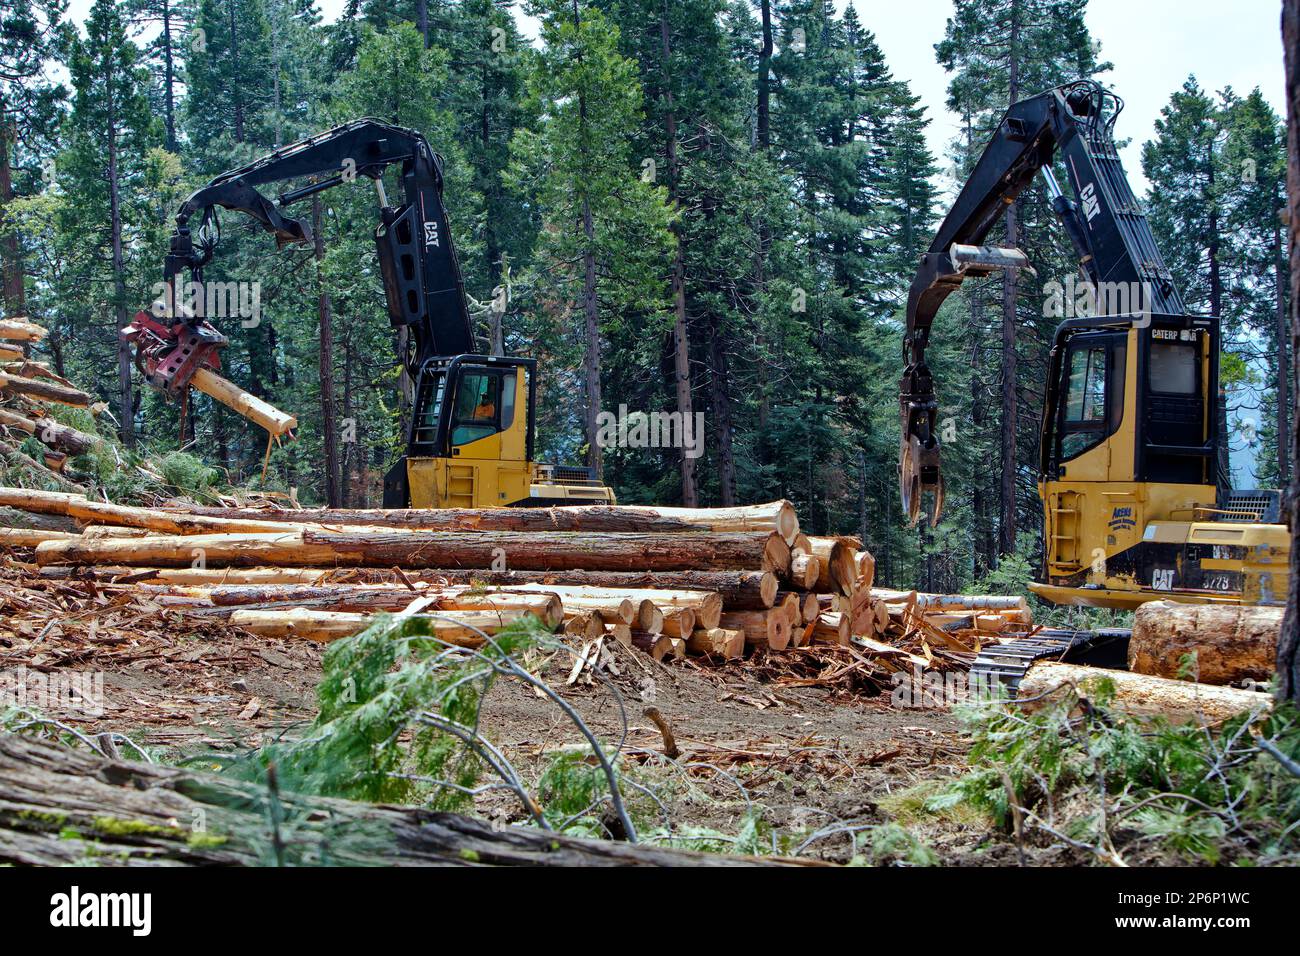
<box><xmin>121</xmin><ymin>311</ymin><xmax>227</xmax><ymax>398</ymax></box>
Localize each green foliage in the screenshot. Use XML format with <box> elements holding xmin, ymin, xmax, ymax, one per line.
<box><xmin>934</xmin><ymin>688</ymin><xmax>1300</xmax><ymax>864</ymax></box>
<box><xmin>159</xmin><ymin>450</ymin><xmax>221</xmax><ymax>498</ymax></box>
<box><xmin>230</xmin><ymin>612</ymin><xmax>546</xmax><ymax>808</ymax></box>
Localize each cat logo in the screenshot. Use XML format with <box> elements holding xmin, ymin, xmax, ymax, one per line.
<box><xmin>1152</xmin><ymin>568</ymin><xmax>1175</xmax><ymax>591</ymax></box>
<box><xmin>1079</xmin><ymin>182</ymin><xmax>1101</xmax><ymax>224</ymax></box>
<box><xmin>423</xmin><ymin>221</ymin><xmax>440</xmax><ymax>248</ymax></box>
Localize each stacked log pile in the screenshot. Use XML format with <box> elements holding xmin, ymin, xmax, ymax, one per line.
<box><xmin>0</xmin><ymin>318</ymin><xmax>105</xmax><ymax>492</ymax></box>
<box><xmin>0</xmin><ymin>488</ymin><xmax>1034</xmax><ymax>677</ymax></box>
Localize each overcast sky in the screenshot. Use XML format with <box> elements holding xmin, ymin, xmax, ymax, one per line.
<box><xmin>66</xmin><ymin>0</ymin><xmax>1288</xmax><ymax>196</ymax></box>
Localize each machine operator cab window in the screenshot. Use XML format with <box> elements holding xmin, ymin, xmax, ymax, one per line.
<box><xmin>450</xmin><ymin>369</ymin><xmax>516</xmax><ymax>449</ymax></box>
<box><xmin>1055</xmin><ymin>332</ymin><xmax>1127</xmax><ymax>465</ymax></box>
<box><xmin>409</xmin><ymin>365</ymin><xmax>517</xmax><ymax>456</ymax></box>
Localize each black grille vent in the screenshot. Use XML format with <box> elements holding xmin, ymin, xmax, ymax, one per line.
<box><xmin>1220</xmin><ymin>489</ymin><xmax>1282</xmax><ymax>523</ymax></box>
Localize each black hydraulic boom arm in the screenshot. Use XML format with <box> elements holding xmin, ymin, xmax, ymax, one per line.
<box><xmin>898</xmin><ymin>80</ymin><xmax>1185</xmax><ymax>526</ymax></box>
<box><xmin>159</xmin><ymin>118</ymin><xmax>476</xmax><ymax>375</ymax></box>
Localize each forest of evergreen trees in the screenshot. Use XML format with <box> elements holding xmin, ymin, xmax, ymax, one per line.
<box><xmin>0</xmin><ymin>0</ymin><xmax>1291</xmax><ymax>594</ymax></box>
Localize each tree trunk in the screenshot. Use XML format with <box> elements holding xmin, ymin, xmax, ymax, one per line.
<box><xmin>1130</xmin><ymin>601</ymin><xmax>1281</xmax><ymax>686</ymax></box>
<box><xmin>45</xmin><ymin>565</ymin><xmax>780</xmax><ymax>609</ymax></box>
<box><xmin>1018</xmin><ymin>662</ymin><xmax>1271</xmax><ymax>725</ymax></box>
<box><xmin>1277</xmin><ymin>217</ymin><xmax>1291</xmax><ymax>485</ymax></box>
<box><xmin>0</xmin><ymin>118</ymin><xmax>25</xmax><ymax>316</ymax></box>
<box><xmin>35</xmin><ymin>528</ymin><xmax>794</xmax><ymax>573</ymax></box>
<box><xmin>313</xmin><ymin>197</ymin><xmax>341</xmax><ymax>507</ymax></box>
<box><xmin>230</xmin><ymin>0</ymin><xmax>244</xmax><ymax>143</ymax></box>
<box><xmin>660</xmin><ymin>6</ymin><xmax>696</xmax><ymax>506</ymax></box>
<box><xmin>709</xmin><ymin>313</ymin><xmax>736</xmax><ymax>505</ymax></box>
<box><xmin>757</xmin><ymin>0</ymin><xmax>771</xmax><ymax>150</ymax></box>
<box><xmin>1207</xmin><ymin>149</ymin><xmax>1233</xmax><ymax>492</ymax></box>
<box><xmin>1280</xmin><ymin>0</ymin><xmax>1300</xmax><ymax>704</ymax></box>
<box><xmin>581</xmin><ymin>193</ymin><xmax>603</xmax><ymax>480</ymax></box>
<box><xmin>161</xmin><ymin>0</ymin><xmax>178</xmax><ymax>152</ymax></box>
<box><xmin>106</xmin><ymin>73</ymin><xmax>133</xmax><ymax>448</ymax></box>
<box><xmin>0</xmin><ymin>735</ymin><xmax>798</xmax><ymax>866</ymax></box>
<box><xmin>417</xmin><ymin>0</ymin><xmax>429</xmax><ymax>47</ymax></box>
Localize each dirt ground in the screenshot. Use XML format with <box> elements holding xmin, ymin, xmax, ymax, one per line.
<box><xmin>1</xmin><ymin>573</ymin><xmax>1001</xmax><ymax>863</ymax></box>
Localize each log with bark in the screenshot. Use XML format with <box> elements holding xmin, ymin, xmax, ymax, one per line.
<box><xmin>615</xmin><ymin>499</ymin><xmax>799</xmax><ymax>543</ymax></box>
<box><xmin>0</xmin><ymin>734</ymin><xmax>799</xmax><ymax>866</ymax></box>
<box><xmin>0</xmin><ymin>526</ymin><xmax>81</xmax><ymax>547</ymax></box>
<box><xmin>0</xmin><ymin>409</ymin><xmax>103</xmax><ymax>457</ymax></box>
<box><xmin>190</xmin><ymin>367</ymin><xmax>297</xmax><ymax>437</ymax></box>
<box><xmin>35</xmin><ymin>528</ymin><xmax>792</xmax><ymax>573</ymax></box>
<box><xmin>630</xmin><ymin>630</ymin><xmax>675</xmax><ymax>662</ymax></box>
<box><xmin>165</xmin><ymin>503</ymin><xmax>707</xmax><ymax>533</ymax></box>
<box><xmin>686</xmin><ymin>627</ymin><xmax>745</xmax><ymax>659</ymax></box>
<box><xmin>0</xmin><ymin>486</ymin><xmax>296</xmax><ymax>534</ymax></box>
<box><xmin>158</xmin><ymin>583</ymin><xmax>563</xmax><ymax>628</ymax></box>
<box><xmin>799</xmin><ymin>537</ymin><xmax>858</xmax><ymax>596</ymax></box>
<box><xmin>1016</xmin><ymin>662</ymin><xmax>1273</xmax><ymax>725</ymax></box>
<box><xmin>0</xmin><ymin>371</ymin><xmax>93</xmax><ymax>407</ymax></box>
<box><xmin>1129</xmin><ymin>602</ymin><xmax>1282</xmax><ymax>686</ymax></box>
<box><xmin>810</xmin><ymin>612</ymin><xmax>850</xmax><ymax>646</ymax></box>
<box><xmin>0</xmin><ymin>318</ymin><xmax>46</xmax><ymax>342</ymax></box>
<box><xmin>36</xmin><ymin>563</ymin><xmax>780</xmax><ymax>607</ymax></box>
<box><xmin>228</xmin><ymin>606</ymin><xmax>544</xmax><ymax>644</ymax></box>
<box><xmin>719</xmin><ymin>610</ymin><xmax>790</xmax><ymax>652</ymax></box>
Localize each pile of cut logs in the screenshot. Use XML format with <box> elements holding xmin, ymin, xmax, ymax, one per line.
<box><xmin>0</xmin><ymin>318</ymin><xmax>107</xmax><ymax>492</ymax></box>
<box><xmin>0</xmin><ymin>487</ymin><xmax>1033</xmax><ymax>671</ymax></box>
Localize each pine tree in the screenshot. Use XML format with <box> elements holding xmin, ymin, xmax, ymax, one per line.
<box><xmin>509</xmin><ymin>0</ymin><xmax>674</xmax><ymax>483</ymax></box>
<box><xmin>936</xmin><ymin>0</ymin><xmax>1108</xmax><ymax>560</ymax></box>
<box><xmin>0</xmin><ymin>0</ymin><xmax>68</xmax><ymax>317</ymax></box>
<box><xmin>61</xmin><ymin>0</ymin><xmax>160</xmax><ymax>447</ymax></box>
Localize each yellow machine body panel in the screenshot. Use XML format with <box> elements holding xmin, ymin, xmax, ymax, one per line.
<box><xmin>1035</xmin><ymin>325</ymin><xmax>1288</xmax><ymax>609</ymax></box>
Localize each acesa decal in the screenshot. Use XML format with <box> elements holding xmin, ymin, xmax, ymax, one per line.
<box><xmin>1108</xmin><ymin>506</ymin><xmax>1136</xmax><ymax>532</ymax></box>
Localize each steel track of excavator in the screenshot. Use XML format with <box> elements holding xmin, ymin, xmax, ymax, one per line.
<box><xmin>969</xmin><ymin>628</ymin><xmax>1133</xmax><ymax>697</ymax></box>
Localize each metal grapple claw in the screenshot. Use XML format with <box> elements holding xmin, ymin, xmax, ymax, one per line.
<box><xmin>898</xmin><ymin>363</ymin><xmax>944</xmax><ymax>527</ymax></box>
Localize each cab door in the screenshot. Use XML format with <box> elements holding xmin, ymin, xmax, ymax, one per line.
<box><xmin>443</xmin><ymin>367</ymin><xmax>529</xmax><ymax>506</ymax></box>
<box><xmin>1043</xmin><ymin>331</ymin><xmax>1128</xmax><ymax>576</ymax></box>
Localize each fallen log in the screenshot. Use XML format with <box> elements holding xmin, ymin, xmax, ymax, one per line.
<box><xmin>800</xmin><ymin>537</ymin><xmax>858</xmax><ymax>596</ymax></box>
<box><xmin>35</xmin><ymin>529</ymin><xmax>792</xmax><ymax>573</ymax></box>
<box><xmin>787</xmin><ymin>553</ymin><xmax>819</xmax><ymax>590</ymax></box>
<box><xmin>164</xmin><ymin>503</ymin><xmax>707</xmax><ymax>534</ymax></box>
<box><xmin>1016</xmin><ymin>662</ymin><xmax>1272</xmax><ymax>725</ymax></box>
<box><xmin>615</xmin><ymin>500</ymin><xmax>798</xmax><ymax>544</ymax></box>
<box><xmin>719</xmin><ymin>610</ymin><xmax>791</xmax><ymax>652</ymax></box>
<box><xmin>0</xmin><ymin>346</ymin><xmax>22</xmax><ymax>362</ymax></box>
<box><xmin>168</xmin><ymin>583</ymin><xmax>563</xmax><ymax>629</ymax></box>
<box><xmin>657</xmin><ymin>605</ymin><xmax>693</xmax><ymax>638</ymax></box>
<box><xmin>0</xmin><ymin>318</ymin><xmax>46</xmax><ymax>342</ymax></box>
<box><xmin>0</xmin><ymin>486</ymin><xmax>296</xmax><ymax>534</ymax></box>
<box><xmin>687</xmin><ymin>627</ymin><xmax>745</xmax><ymax>659</ymax></box>
<box><xmin>0</xmin><ymin>439</ymin><xmax>87</xmax><ymax>492</ymax></box>
<box><xmin>0</xmin><ymin>410</ymin><xmax>102</xmax><ymax>457</ymax></box>
<box><xmin>0</xmin><ymin>527</ymin><xmax>81</xmax><ymax>547</ymax></box>
<box><xmin>0</xmin><ymin>371</ymin><xmax>93</xmax><ymax>407</ymax></box>
<box><xmin>228</xmin><ymin>606</ymin><xmax>543</xmax><ymax>644</ymax></box>
<box><xmin>36</xmin><ymin>564</ymin><xmax>779</xmax><ymax>607</ymax></box>
<box><xmin>190</xmin><ymin>367</ymin><xmax>297</xmax><ymax>437</ymax></box>
<box><xmin>1129</xmin><ymin>602</ymin><xmax>1282</xmax><ymax>686</ymax></box>
<box><xmin>811</xmin><ymin>612</ymin><xmax>850</xmax><ymax>646</ymax></box>
<box><xmin>630</xmin><ymin>630</ymin><xmax>676</xmax><ymax>662</ymax></box>
<box><xmin>854</xmin><ymin>550</ymin><xmax>876</xmax><ymax>590</ymax></box>
<box><xmin>0</xmin><ymin>734</ymin><xmax>798</xmax><ymax>866</ymax></box>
